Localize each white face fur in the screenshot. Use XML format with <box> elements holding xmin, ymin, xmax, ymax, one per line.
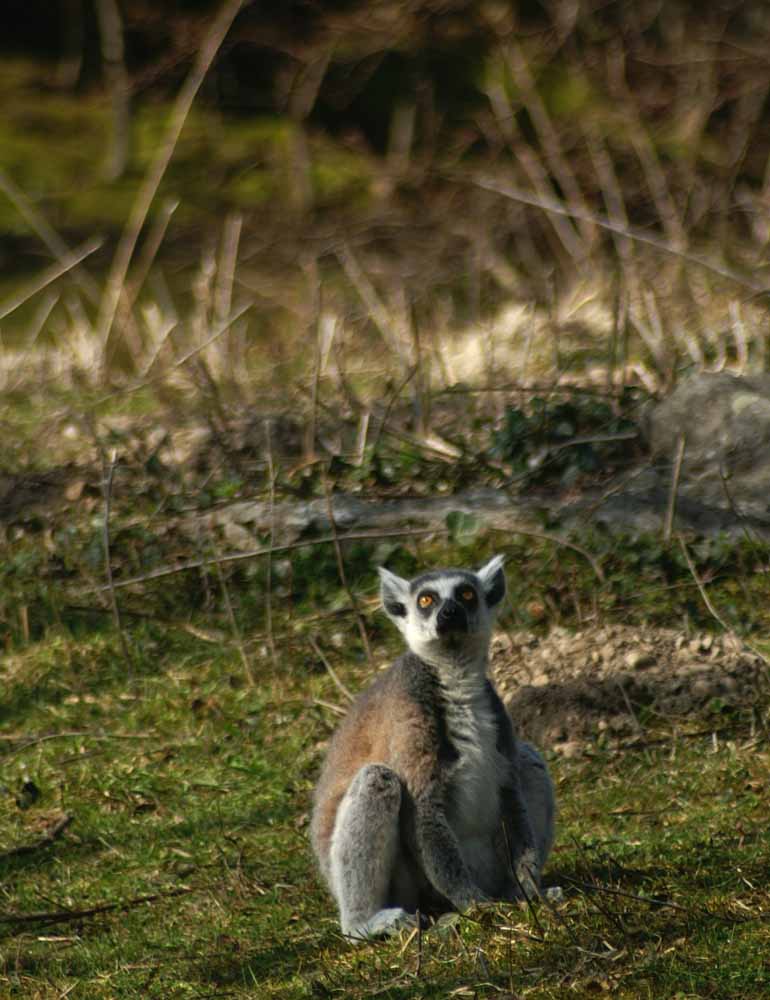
<box><xmin>378</xmin><ymin>555</ymin><xmax>506</xmax><ymax>670</ymax></box>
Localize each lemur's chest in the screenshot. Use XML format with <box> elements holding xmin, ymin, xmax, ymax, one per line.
<box><xmin>442</xmin><ymin>688</ymin><xmax>506</xmax><ymax>837</ymax></box>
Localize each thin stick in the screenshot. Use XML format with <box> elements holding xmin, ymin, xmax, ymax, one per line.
<box><xmin>489</xmin><ymin>527</ymin><xmax>604</xmax><ymax>582</ymax></box>
<box><xmin>0</xmin><ymin>888</ymin><xmax>194</xmax><ymax>928</ymax></box>
<box><xmin>0</xmin><ymin>814</ymin><xmax>73</xmax><ymax>861</ymax></box>
<box><xmin>1</xmin><ymin>731</ymin><xmax>153</xmax><ymax>760</ymax></box>
<box><xmin>615</xmin><ymin>677</ymin><xmax>643</xmax><ymax>735</ymax></box>
<box><xmin>209</xmin><ymin>533</ymin><xmax>257</xmax><ymax>687</ymax></box>
<box><xmin>263</xmin><ymin>420</ymin><xmax>278</xmax><ymax>669</ymax></box>
<box><xmin>664</xmin><ymin>434</ymin><xmax>686</xmax><ymax>544</ymax></box>
<box><xmin>309</xmin><ymin>635</ymin><xmax>354</xmax><ymax>704</ymax></box>
<box><xmin>93</xmin><ymin>300</ymin><xmax>253</xmax><ymax>406</ymax></box>
<box><xmin>102</xmin><ymin>450</ymin><xmax>132</xmax><ymax>668</ymax></box>
<box><xmin>504</xmin><ymin>40</ymin><xmax>594</xmax><ymax>248</ymax></box>
<box><xmin>0</xmin><ymin>239</ymin><xmax>102</xmax><ymax>323</ymax></box>
<box><xmin>558</xmin><ymin>873</ymin><xmax>699</xmax><ymax>918</ymax></box>
<box><xmin>95</xmin><ymin>0</ymin><xmax>245</xmax><ymax>368</ymax></box>
<box><xmin>322</xmin><ymin>472</ymin><xmax>374</xmax><ymax>665</ymax></box>
<box><xmin>337</xmin><ymin>245</ymin><xmax>409</xmax><ymax>365</ymax></box>
<box><xmin>304</xmin><ymin>256</ymin><xmax>322</xmax><ymax>462</ymax></box>
<box><xmin>719</xmin><ymin>460</ymin><xmax>758</xmax><ymax>547</ymax></box>
<box><xmin>370</xmin><ymin>367</ymin><xmax>417</xmax><ymax>457</ymax></box>
<box><xmin>81</xmin><ymin>527</ymin><xmax>449</xmax><ymax>594</ymax></box>
<box><xmin>123</xmin><ymin>197</ymin><xmax>179</xmax><ymax>310</ymax></box>
<box><xmin>0</xmin><ymin>170</ymin><xmax>100</xmax><ymax>304</ymax></box>
<box><xmin>8</xmin><ymin>291</ymin><xmax>59</xmax><ymax>391</ymax></box>
<box><xmin>466</xmin><ymin>174</ymin><xmax>770</xmax><ymax>295</ymax></box>
<box><xmin>313</xmin><ymin>697</ymin><xmax>347</xmax><ymax>718</ymax></box>
<box><xmin>678</xmin><ymin>535</ymin><xmax>731</xmax><ymax>633</ymax></box>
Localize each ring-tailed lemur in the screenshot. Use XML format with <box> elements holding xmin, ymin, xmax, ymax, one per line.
<box><xmin>311</xmin><ymin>555</ymin><xmax>555</xmax><ymax>941</ymax></box>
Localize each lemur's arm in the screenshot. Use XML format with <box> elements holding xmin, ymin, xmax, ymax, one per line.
<box><xmin>487</xmin><ymin>683</ymin><xmax>540</xmax><ymax>898</ymax></box>
<box><xmin>412</xmin><ymin>784</ymin><xmax>487</xmax><ymax>910</ymax></box>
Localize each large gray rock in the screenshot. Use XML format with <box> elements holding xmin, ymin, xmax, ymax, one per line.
<box><xmin>643</xmin><ymin>372</ymin><xmax>770</xmax><ymax>516</ymax></box>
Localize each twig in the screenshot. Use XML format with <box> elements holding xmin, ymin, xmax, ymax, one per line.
<box><xmin>304</xmin><ymin>256</ymin><xmax>322</xmax><ymax>462</ymax></box>
<box><xmin>719</xmin><ymin>461</ymin><xmax>759</xmax><ymax>547</ymax></box>
<box><xmin>504</xmin><ymin>40</ymin><xmax>594</xmax><ymax>249</ymax></box>
<box><xmin>263</xmin><ymin>420</ymin><xmax>278</xmax><ymax>670</ymax></box>
<box><xmin>209</xmin><ymin>532</ymin><xmax>257</xmax><ymax>687</ymax></box>
<box><xmin>101</xmin><ymin>450</ymin><xmax>132</xmax><ymax>669</ymax></box>
<box><xmin>0</xmin><ymin>814</ymin><xmax>73</xmax><ymax>861</ymax></box>
<box><xmin>309</xmin><ymin>635</ymin><xmax>354</xmax><ymax>704</ymax></box>
<box><xmin>615</xmin><ymin>678</ymin><xmax>643</xmax><ymax>735</ymax></box>
<box><xmin>465</xmin><ymin>174</ymin><xmax>770</xmax><ymax>295</ymax></box>
<box><xmin>679</xmin><ymin>536</ymin><xmax>770</xmax><ymax>674</ymax></box>
<box><xmin>559</xmin><ymin>873</ymin><xmax>701</xmax><ymax>918</ymax></box>
<box><xmin>664</xmin><ymin>434</ymin><xmax>686</xmax><ymax>544</ymax></box>
<box><xmin>677</xmin><ymin>535</ymin><xmax>732</xmax><ymax>633</ymax></box>
<box><xmin>0</xmin><ymin>888</ymin><xmax>194</xmax><ymax>929</ymax></box>
<box><xmin>95</xmin><ymin>0</ymin><xmax>130</xmax><ymax>181</ymax></box>
<box><xmin>313</xmin><ymin>697</ymin><xmax>347</xmax><ymax>717</ymax></box>
<box><xmin>0</xmin><ymin>170</ymin><xmax>100</xmax><ymax>304</ymax></box>
<box><xmin>370</xmin><ymin>365</ymin><xmax>418</xmax><ymax>457</ymax></box>
<box><xmin>336</xmin><ymin>245</ymin><xmax>410</xmax><ymax>366</ymax></box>
<box><xmin>93</xmin><ymin>300</ymin><xmax>253</xmax><ymax>408</ymax></box>
<box><xmin>488</xmin><ymin>527</ymin><xmax>604</xmax><ymax>582</ymax></box>
<box><xmin>123</xmin><ymin>197</ymin><xmax>179</xmax><ymax>311</ymax></box>
<box><xmin>95</xmin><ymin>0</ymin><xmax>245</xmax><ymax>370</ymax></box>
<box><xmin>322</xmin><ymin>472</ymin><xmax>374</xmax><ymax>666</ymax></box>
<box><xmin>80</xmin><ymin>527</ymin><xmax>449</xmax><ymax>595</ymax></box>
<box><xmin>0</xmin><ymin>239</ymin><xmax>102</xmax><ymax>323</ymax></box>
<box><xmin>2</xmin><ymin>731</ymin><xmax>153</xmax><ymax>759</ymax></box>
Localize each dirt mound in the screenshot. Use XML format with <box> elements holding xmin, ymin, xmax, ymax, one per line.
<box><xmin>492</xmin><ymin>625</ymin><xmax>769</xmax><ymax>755</ymax></box>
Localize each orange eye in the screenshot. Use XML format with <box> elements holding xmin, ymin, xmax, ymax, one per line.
<box><xmin>460</xmin><ymin>589</ymin><xmax>476</xmax><ymax>602</ymax></box>
<box><xmin>418</xmin><ymin>594</ymin><xmax>434</xmax><ymax>609</ymax></box>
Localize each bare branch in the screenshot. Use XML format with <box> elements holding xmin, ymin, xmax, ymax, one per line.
<box><xmin>0</xmin><ymin>814</ymin><xmax>73</xmax><ymax>861</ymax></box>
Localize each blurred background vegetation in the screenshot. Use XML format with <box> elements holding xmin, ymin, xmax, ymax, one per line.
<box><xmin>4</xmin><ymin>10</ymin><xmax>770</xmax><ymax>997</ymax></box>
<box><xmin>4</xmin><ymin>0</ymin><xmax>770</xmax><ymax>399</ymax></box>
<box><xmin>3</xmin><ymin>0</ymin><xmax>770</xmax><ymax>638</ymax></box>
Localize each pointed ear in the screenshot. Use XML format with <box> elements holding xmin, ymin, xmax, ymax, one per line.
<box><xmin>477</xmin><ymin>554</ymin><xmax>506</xmax><ymax>609</ymax></box>
<box><xmin>378</xmin><ymin>566</ymin><xmax>409</xmax><ymax>621</ymax></box>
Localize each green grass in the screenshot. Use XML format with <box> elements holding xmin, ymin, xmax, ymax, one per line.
<box><xmin>1</xmin><ymin>610</ymin><xmax>769</xmax><ymax>999</ymax></box>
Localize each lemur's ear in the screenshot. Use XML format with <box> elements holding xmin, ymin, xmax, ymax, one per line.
<box><xmin>378</xmin><ymin>566</ymin><xmax>409</xmax><ymax>620</ymax></box>
<box><xmin>477</xmin><ymin>554</ymin><xmax>506</xmax><ymax>609</ymax></box>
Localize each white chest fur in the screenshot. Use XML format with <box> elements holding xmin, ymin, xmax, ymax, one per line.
<box><xmin>441</xmin><ymin>673</ymin><xmax>506</xmax><ymax>840</ymax></box>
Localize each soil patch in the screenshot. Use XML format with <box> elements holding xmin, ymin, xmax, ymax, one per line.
<box><xmin>492</xmin><ymin>625</ymin><xmax>769</xmax><ymax>755</ymax></box>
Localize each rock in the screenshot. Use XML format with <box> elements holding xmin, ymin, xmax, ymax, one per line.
<box><xmin>624</xmin><ymin>650</ymin><xmax>655</xmax><ymax>670</ymax></box>
<box><xmin>598</xmin><ymin>643</ymin><xmax>616</xmax><ymax>663</ymax></box>
<box><xmin>692</xmin><ymin>677</ymin><xmax>715</xmax><ymax>698</ymax></box>
<box><xmin>644</xmin><ymin>372</ymin><xmax>770</xmax><ymax>518</ymax></box>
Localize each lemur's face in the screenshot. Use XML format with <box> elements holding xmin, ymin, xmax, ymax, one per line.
<box><xmin>379</xmin><ymin>556</ymin><xmax>506</xmax><ymax>668</ymax></box>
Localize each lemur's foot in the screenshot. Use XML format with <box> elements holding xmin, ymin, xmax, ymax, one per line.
<box><xmin>346</xmin><ymin>908</ymin><xmax>416</xmax><ymax>942</ymax></box>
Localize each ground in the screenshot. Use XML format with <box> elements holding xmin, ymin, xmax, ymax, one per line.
<box><xmin>494</xmin><ymin>625</ymin><xmax>769</xmax><ymax>752</ymax></box>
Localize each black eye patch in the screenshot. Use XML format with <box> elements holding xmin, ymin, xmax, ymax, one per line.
<box><xmin>455</xmin><ymin>586</ymin><xmax>477</xmax><ymax>605</ymax></box>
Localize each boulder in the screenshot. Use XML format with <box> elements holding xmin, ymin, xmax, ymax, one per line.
<box><xmin>643</xmin><ymin>372</ymin><xmax>770</xmax><ymax>516</ymax></box>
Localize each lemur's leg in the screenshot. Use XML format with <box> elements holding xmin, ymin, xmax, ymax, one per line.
<box><xmin>330</xmin><ymin>764</ymin><xmax>415</xmax><ymax>941</ymax></box>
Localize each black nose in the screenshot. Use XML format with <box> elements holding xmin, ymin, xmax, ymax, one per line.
<box><xmin>436</xmin><ymin>599</ymin><xmax>468</xmax><ymax>635</ymax></box>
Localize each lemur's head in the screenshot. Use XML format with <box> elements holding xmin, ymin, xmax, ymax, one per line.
<box><xmin>378</xmin><ymin>555</ymin><xmax>506</xmax><ymax>669</ymax></box>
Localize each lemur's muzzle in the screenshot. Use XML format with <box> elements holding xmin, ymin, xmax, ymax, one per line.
<box><xmin>436</xmin><ymin>599</ymin><xmax>468</xmax><ymax>635</ymax></box>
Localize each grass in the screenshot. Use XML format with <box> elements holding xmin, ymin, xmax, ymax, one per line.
<box><xmin>1</xmin><ymin>572</ymin><xmax>769</xmax><ymax>998</ymax></box>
